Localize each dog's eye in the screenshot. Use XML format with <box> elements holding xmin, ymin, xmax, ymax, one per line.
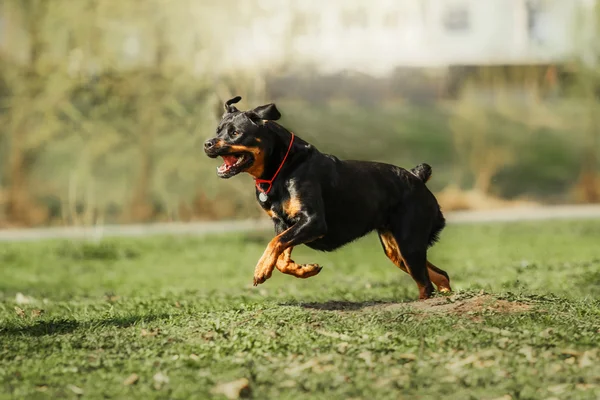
<box><xmin>231</xmin><ymin>131</ymin><xmax>242</xmax><ymax>137</ymax></box>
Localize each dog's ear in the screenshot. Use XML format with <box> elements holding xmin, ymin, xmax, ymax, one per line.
<box><xmin>248</xmin><ymin>103</ymin><xmax>281</xmax><ymax>122</ymax></box>
<box><xmin>224</xmin><ymin>96</ymin><xmax>242</xmax><ymax>113</ymax></box>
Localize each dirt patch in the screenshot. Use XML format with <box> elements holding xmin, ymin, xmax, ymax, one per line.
<box><xmin>365</xmin><ymin>294</ymin><xmax>531</xmax><ymax>318</ymax></box>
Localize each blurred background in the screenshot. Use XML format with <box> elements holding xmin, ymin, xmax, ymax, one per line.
<box><xmin>0</xmin><ymin>0</ymin><xmax>599</xmax><ymax>228</ymax></box>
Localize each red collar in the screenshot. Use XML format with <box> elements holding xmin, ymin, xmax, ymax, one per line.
<box><xmin>254</xmin><ymin>132</ymin><xmax>295</xmax><ymax>196</ymax></box>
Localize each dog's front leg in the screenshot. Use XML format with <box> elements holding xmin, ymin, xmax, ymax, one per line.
<box><xmin>253</xmin><ymin>211</ymin><xmax>326</xmax><ymax>286</ymax></box>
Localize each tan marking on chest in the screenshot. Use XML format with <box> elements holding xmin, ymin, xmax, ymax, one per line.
<box><xmin>283</xmin><ymin>196</ymin><xmax>302</xmax><ymax>217</ymax></box>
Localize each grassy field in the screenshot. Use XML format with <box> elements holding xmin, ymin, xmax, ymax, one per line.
<box><xmin>1</xmin><ymin>219</ymin><xmax>599</xmax><ymax>399</ymax></box>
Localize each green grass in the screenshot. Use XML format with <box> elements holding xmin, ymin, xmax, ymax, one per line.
<box><xmin>1</xmin><ymin>219</ymin><xmax>600</xmax><ymax>399</ymax></box>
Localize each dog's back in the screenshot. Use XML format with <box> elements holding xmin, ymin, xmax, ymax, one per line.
<box><xmin>302</xmin><ymin>153</ymin><xmax>445</xmax><ymax>252</ymax></box>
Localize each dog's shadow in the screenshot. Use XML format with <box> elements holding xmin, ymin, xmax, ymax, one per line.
<box><xmin>283</xmin><ymin>300</ymin><xmax>396</xmax><ymax>311</ymax></box>
<box><xmin>0</xmin><ymin>313</ymin><xmax>169</xmax><ymax>337</ymax></box>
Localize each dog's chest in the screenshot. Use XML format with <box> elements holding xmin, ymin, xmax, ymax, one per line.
<box><xmin>258</xmin><ymin>181</ymin><xmax>301</xmax><ymax>224</ymax></box>
<box><xmin>259</xmin><ymin>198</ymin><xmax>296</xmax><ymax>224</ymax></box>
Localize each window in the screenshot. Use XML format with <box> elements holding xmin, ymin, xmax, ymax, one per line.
<box><xmin>526</xmin><ymin>0</ymin><xmax>546</xmax><ymax>44</ymax></box>
<box><xmin>442</xmin><ymin>3</ymin><xmax>470</xmax><ymax>33</ymax></box>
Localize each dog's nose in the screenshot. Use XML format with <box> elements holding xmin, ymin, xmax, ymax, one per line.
<box><xmin>204</xmin><ymin>138</ymin><xmax>217</xmax><ymax>150</ymax></box>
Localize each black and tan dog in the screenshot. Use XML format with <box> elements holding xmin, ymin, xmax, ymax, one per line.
<box><xmin>204</xmin><ymin>96</ymin><xmax>451</xmax><ymax>299</ymax></box>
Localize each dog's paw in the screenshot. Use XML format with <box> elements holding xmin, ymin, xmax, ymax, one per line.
<box><xmin>438</xmin><ymin>287</ymin><xmax>452</xmax><ymax>295</ymax></box>
<box><xmin>298</xmin><ymin>263</ymin><xmax>322</xmax><ymax>278</ymax></box>
<box><xmin>253</xmin><ymin>267</ymin><xmax>273</xmax><ymax>286</ymax></box>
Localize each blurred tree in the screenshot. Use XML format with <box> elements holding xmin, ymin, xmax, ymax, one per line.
<box><xmin>448</xmin><ymin>81</ymin><xmax>515</xmax><ymax>195</ymax></box>
<box><xmin>2</xmin><ymin>0</ymin><xmax>51</xmax><ymax>225</ymax></box>
<box><xmin>572</xmin><ymin>2</ymin><xmax>600</xmax><ymax>203</ymax></box>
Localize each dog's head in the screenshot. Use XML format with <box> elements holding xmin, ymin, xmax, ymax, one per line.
<box><xmin>204</xmin><ymin>96</ymin><xmax>281</xmax><ymax>179</ymax></box>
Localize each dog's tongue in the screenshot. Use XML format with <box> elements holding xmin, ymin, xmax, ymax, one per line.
<box><xmin>221</xmin><ymin>155</ymin><xmax>237</xmax><ymax>167</ymax></box>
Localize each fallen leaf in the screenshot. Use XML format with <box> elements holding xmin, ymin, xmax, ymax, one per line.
<box><xmin>358</xmin><ymin>351</ymin><xmax>374</xmax><ymax>367</ymax></box>
<box><xmin>141</xmin><ymin>328</ymin><xmax>160</xmax><ymax>337</ymax></box>
<box><xmin>15</xmin><ymin>293</ymin><xmax>34</xmax><ymax>305</ymax></box>
<box><xmin>175</xmin><ymin>301</ymin><xmax>181</xmax><ymax>308</ymax></box>
<box><xmin>67</xmin><ymin>384</ymin><xmax>84</xmax><ymax>395</ymax></box>
<box><xmin>123</xmin><ymin>373</ymin><xmax>139</xmax><ymax>386</ymax></box>
<box><xmin>317</xmin><ymin>330</ymin><xmax>351</xmax><ymax>341</ymax></box>
<box><xmin>30</xmin><ymin>309</ymin><xmax>44</xmax><ymax>318</ymax></box>
<box><xmin>14</xmin><ymin>307</ymin><xmax>25</xmax><ymax>318</ymax></box>
<box><xmin>447</xmin><ymin>354</ymin><xmax>478</xmax><ymax>371</ymax></box>
<box><xmin>576</xmin><ymin>383</ymin><xmax>597</xmax><ymax>391</ymax></box>
<box><xmin>548</xmin><ymin>384</ymin><xmax>569</xmax><ymax>394</ymax></box>
<box><xmin>211</xmin><ymin>378</ymin><xmax>251</xmax><ymax>399</ymax></box>
<box><xmin>265</xmin><ymin>330</ymin><xmax>278</xmax><ymax>339</ymax></box>
<box><xmin>285</xmin><ymin>359</ymin><xmax>319</xmax><ymax>376</ymax></box>
<box><xmin>280</xmin><ymin>380</ymin><xmax>296</xmax><ymax>388</ymax></box>
<box><xmin>539</xmin><ymin>328</ymin><xmax>554</xmax><ymax>338</ymax></box>
<box><xmin>336</xmin><ymin>342</ymin><xmax>350</xmax><ymax>354</ymax></box>
<box><xmin>561</xmin><ymin>349</ymin><xmax>582</xmax><ymax>357</ymax></box>
<box><xmin>153</xmin><ymin>372</ymin><xmax>169</xmax><ymax>390</ymax></box>
<box><xmin>579</xmin><ymin>351</ymin><xmax>594</xmax><ymax>368</ymax></box>
<box><xmin>489</xmin><ymin>396</ymin><xmax>512</xmax><ymax>400</ymax></box>
<box><xmin>518</xmin><ymin>346</ymin><xmax>535</xmax><ymax>363</ymax></box>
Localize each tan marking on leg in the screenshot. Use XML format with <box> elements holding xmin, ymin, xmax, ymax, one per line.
<box><xmin>253</xmin><ymin>227</ymin><xmax>292</xmax><ymax>285</ymax></box>
<box><xmin>379</xmin><ymin>231</ymin><xmax>410</xmax><ymax>274</ymax></box>
<box><xmin>427</xmin><ymin>261</ymin><xmax>452</xmax><ymax>292</ymax></box>
<box><xmin>275</xmin><ymin>247</ymin><xmax>322</xmax><ymax>279</ymax></box>
<box><xmin>379</xmin><ymin>231</ymin><xmax>450</xmax><ymax>294</ymax></box>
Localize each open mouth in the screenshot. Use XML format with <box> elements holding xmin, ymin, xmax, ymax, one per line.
<box><xmin>216</xmin><ymin>153</ymin><xmax>253</xmax><ymax>178</ymax></box>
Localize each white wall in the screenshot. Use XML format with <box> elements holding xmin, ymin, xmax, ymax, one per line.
<box><xmin>225</xmin><ymin>0</ymin><xmax>588</xmax><ymax>76</ymax></box>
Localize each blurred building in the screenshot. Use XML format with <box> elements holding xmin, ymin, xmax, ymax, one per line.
<box><xmin>227</xmin><ymin>0</ymin><xmax>595</xmax><ymax>76</ymax></box>
<box><xmin>0</xmin><ymin>0</ymin><xmax>596</xmax><ymax>76</ymax></box>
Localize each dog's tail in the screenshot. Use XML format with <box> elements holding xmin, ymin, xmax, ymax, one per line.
<box><xmin>410</xmin><ymin>163</ymin><xmax>444</xmax><ymax>247</ymax></box>
<box><xmin>411</xmin><ymin>163</ymin><xmax>432</xmax><ymax>183</ymax></box>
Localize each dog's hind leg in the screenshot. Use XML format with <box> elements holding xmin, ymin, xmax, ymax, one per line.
<box><xmin>378</xmin><ymin>230</ymin><xmax>409</xmax><ymax>274</ymax></box>
<box><xmin>275</xmin><ymin>247</ymin><xmax>323</xmax><ymax>279</ymax></box>
<box><xmin>378</xmin><ymin>230</ymin><xmax>447</xmax><ymax>299</ymax></box>
<box><xmin>426</xmin><ymin>260</ymin><xmax>451</xmax><ymax>293</ymax></box>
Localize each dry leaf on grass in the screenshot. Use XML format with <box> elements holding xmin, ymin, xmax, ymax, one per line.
<box><xmin>211</xmin><ymin>378</ymin><xmax>251</xmax><ymax>399</ymax></box>
<box><xmin>123</xmin><ymin>373</ymin><xmax>139</xmax><ymax>386</ymax></box>
<box><xmin>141</xmin><ymin>328</ymin><xmax>160</xmax><ymax>337</ymax></box>
<box><xmin>488</xmin><ymin>395</ymin><xmax>512</xmax><ymax>400</ymax></box>
<box><xmin>14</xmin><ymin>306</ymin><xmax>25</xmax><ymax>318</ymax></box>
<box><xmin>67</xmin><ymin>384</ymin><xmax>84</xmax><ymax>395</ymax></box>
<box><xmin>15</xmin><ymin>292</ymin><xmax>35</xmax><ymax>305</ymax></box>
<box><xmin>280</xmin><ymin>380</ymin><xmax>296</xmax><ymax>388</ymax></box>
<box><xmin>358</xmin><ymin>351</ymin><xmax>374</xmax><ymax>367</ymax></box>
<box><xmin>31</xmin><ymin>309</ymin><xmax>44</xmax><ymax>318</ymax></box>
<box><xmin>153</xmin><ymin>372</ymin><xmax>169</xmax><ymax>390</ymax></box>
<box><xmin>316</xmin><ymin>330</ymin><xmax>351</xmax><ymax>341</ymax></box>
<box><xmin>547</xmin><ymin>384</ymin><xmax>569</xmax><ymax>394</ymax></box>
<box><xmin>285</xmin><ymin>359</ymin><xmax>320</xmax><ymax>376</ymax></box>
